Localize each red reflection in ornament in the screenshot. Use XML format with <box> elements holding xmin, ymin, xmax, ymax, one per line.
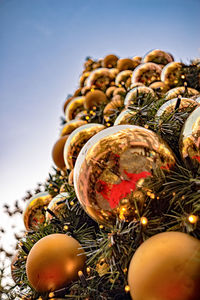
<box><xmin>97</xmin><ymin>170</ymin><xmax>151</xmax><ymax>209</ymax></box>
<box><xmin>192</xmin><ymin>155</ymin><xmax>200</xmax><ymax>163</ymax></box>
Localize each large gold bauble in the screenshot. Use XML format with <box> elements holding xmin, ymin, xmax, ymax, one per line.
<box><xmin>74</xmin><ymin>125</ymin><xmax>175</xmax><ymax>226</ymax></box>
<box><xmin>84</xmin><ymin>89</ymin><xmax>107</xmax><ymax>109</ymax></box>
<box><xmin>131</xmin><ymin>62</ymin><xmax>162</xmax><ymax>86</ymax></box>
<box><xmin>46</xmin><ymin>193</ymin><xmax>69</xmax><ymax>222</ymax></box>
<box><xmin>165</xmin><ymin>86</ymin><xmax>199</xmax><ymax>100</ymax></box>
<box><xmin>86</xmin><ymin>68</ymin><xmax>114</xmax><ymax>91</ymax></box>
<box><xmin>179</xmin><ymin>106</ymin><xmax>200</xmax><ymax>169</ymax></box>
<box><xmin>143</xmin><ymin>49</ymin><xmax>174</xmax><ymax>65</ymax></box>
<box><xmin>124</xmin><ymin>86</ymin><xmax>155</xmax><ymax>107</ymax></box>
<box><xmin>102</xmin><ymin>54</ymin><xmax>119</xmax><ymax>68</ymax></box>
<box><xmin>23</xmin><ymin>192</ymin><xmax>52</xmax><ymax>230</ymax></box>
<box><xmin>65</xmin><ymin>97</ymin><xmax>85</xmax><ymax>122</ymax></box>
<box><xmin>60</xmin><ymin>120</ymin><xmax>87</xmax><ymax>137</ymax></box>
<box><xmin>161</xmin><ymin>62</ymin><xmax>184</xmax><ymax>87</ymax></box>
<box><xmin>63</xmin><ymin>123</ymin><xmax>105</xmax><ymax>169</ymax></box>
<box><xmin>128</xmin><ymin>231</ymin><xmax>200</xmax><ymax>300</ymax></box>
<box><xmin>26</xmin><ymin>233</ymin><xmax>86</xmax><ymax>292</ymax></box>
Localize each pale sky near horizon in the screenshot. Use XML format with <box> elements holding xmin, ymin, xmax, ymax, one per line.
<box><xmin>0</xmin><ymin>0</ymin><xmax>200</xmax><ymax>252</ymax></box>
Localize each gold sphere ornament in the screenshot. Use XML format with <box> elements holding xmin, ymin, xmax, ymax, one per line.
<box><xmin>114</xmin><ymin>109</ymin><xmax>135</xmax><ymax>125</ymax></box>
<box><xmin>68</xmin><ymin>169</ymin><xmax>74</xmax><ymax>186</ymax></box>
<box><xmin>132</xmin><ymin>62</ymin><xmax>162</xmax><ymax>86</ymax></box>
<box><xmin>103</xmin><ymin>96</ymin><xmax>124</xmax><ymax>117</ymax></box>
<box><xmin>109</xmin><ymin>68</ymin><xmax>119</xmax><ymax>78</ymax></box>
<box><xmin>52</xmin><ymin>135</ymin><xmax>69</xmax><ymax>170</ymax></box>
<box><xmin>179</xmin><ymin>106</ymin><xmax>200</xmax><ymax>169</ymax></box>
<box><xmin>115</xmin><ymin>70</ymin><xmax>133</xmax><ymax>89</ymax></box>
<box><xmin>64</xmin><ymin>123</ymin><xmax>105</xmax><ymax>169</ymax></box>
<box><xmin>60</xmin><ymin>120</ymin><xmax>87</xmax><ymax>137</ymax></box>
<box><xmin>117</xmin><ymin>58</ymin><xmax>139</xmax><ymax>71</ymax></box>
<box><xmin>106</xmin><ymin>86</ymin><xmax>117</xmax><ymax>99</ymax></box>
<box><xmin>23</xmin><ymin>192</ymin><xmax>52</xmax><ymax>230</ymax></box>
<box><xmin>79</xmin><ymin>72</ymin><xmax>91</xmax><ymax>87</ymax></box>
<box><xmin>26</xmin><ymin>233</ymin><xmax>86</xmax><ymax>292</ymax></box>
<box><xmin>124</xmin><ymin>86</ymin><xmax>155</xmax><ymax>107</ymax></box>
<box><xmin>161</xmin><ymin>62</ymin><xmax>185</xmax><ymax>87</ymax></box>
<box><xmin>165</xmin><ymin>86</ymin><xmax>199</xmax><ymax>100</ymax></box>
<box><xmin>143</xmin><ymin>49</ymin><xmax>174</xmax><ymax>65</ymax></box>
<box><xmin>63</xmin><ymin>96</ymin><xmax>74</xmax><ymax>113</ymax></box>
<box><xmin>74</xmin><ymin>125</ymin><xmax>175</xmax><ymax>226</ymax></box>
<box><xmin>102</xmin><ymin>54</ymin><xmax>119</xmax><ymax>68</ymax></box>
<box><xmin>128</xmin><ymin>231</ymin><xmax>200</xmax><ymax>300</ymax></box>
<box><xmin>149</xmin><ymin>81</ymin><xmax>169</xmax><ymax>95</ymax></box>
<box><xmin>86</xmin><ymin>68</ymin><xmax>114</xmax><ymax>91</ymax></box>
<box><xmin>84</xmin><ymin>89</ymin><xmax>107</xmax><ymax>109</ymax></box>
<box><xmin>46</xmin><ymin>193</ymin><xmax>69</xmax><ymax>222</ymax></box>
<box><xmin>65</xmin><ymin>97</ymin><xmax>85</xmax><ymax>122</ymax></box>
<box><xmin>73</xmin><ymin>87</ymin><xmax>82</xmax><ymax>97</ymax></box>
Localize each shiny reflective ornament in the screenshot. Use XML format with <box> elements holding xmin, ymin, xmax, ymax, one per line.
<box><xmin>109</xmin><ymin>68</ymin><xmax>119</xmax><ymax>78</ymax></box>
<box><xmin>106</xmin><ymin>86</ymin><xmax>117</xmax><ymax>98</ymax></box>
<box><xmin>26</xmin><ymin>233</ymin><xmax>86</xmax><ymax>292</ymax></box>
<box><xmin>114</xmin><ymin>109</ymin><xmax>136</xmax><ymax>125</ymax></box>
<box><xmin>86</xmin><ymin>68</ymin><xmax>113</xmax><ymax>91</ymax></box>
<box><xmin>165</xmin><ymin>86</ymin><xmax>199</xmax><ymax>100</ymax></box>
<box><xmin>102</xmin><ymin>54</ymin><xmax>119</xmax><ymax>68</ymax></box>
<box><xmin>156</xmin><ymin>98</ymin><xmax>199</xmax><ymax>121</ymax></box>
<box><xmin>64</xmin><ymin>123</ymin><xmax>105</xmax><ymax>169</ymax></box>
<box><xmin>179</xmin><ymin>106</ymin><xmax>200</xmax><ymax>169</ymax></box>
<box><xmin>46</xmin><ymin>193</ymin><xmax>69</xmax><ymax>222</ymax></box>
<box><xmin>132</xmin><ymin>62</ymin><xmax>162</xmax><ymax>86</ymax></box>
<box><xmin>52</xmin><ymin>135</ymin><xmax>69</xmax><ymax>170</ymax></box>
<box><xmin>103</xmin><ymin>96</ymin><xmax>124</xmax><ymax>117</ymax></box>
<box><xmin>65</xmin><ymin>97</ymin><xmax>85</xmax><ymax>122</ymax></box>
<box><xmin>143</xmin><ymin>49</ymin><xmax>174</xmax><ymax>65</ymax></box>
<box><xmin>128</xmin><ymin>232</ymin><xmax>200</xmax><ymax>300</ymax></box>
<box><xmin>161</xmin><ymin>62</ymin><xmax>184</xmax><ymax>87</ymax></box>
<box><xmin>79</xmin><ymin>72</ymin><xmax>91</xmax><ymax>87</ymax></box>
<box><xmin>74</xmin><ymin>125</ymin><xmax>175</xmax><ymax>226</ymax></box>
<box><xmin>130</xmin><ymin>82</ymin><xmax>144</xmax><ymax>89</ymax></box>
<box><xmin>113</xmin><ymin>87</ymin><xmax>126</xmax><ymax>97</ymax></box>
<box><xmin>68</xmin><ymin>169</ymin><xmax>74</xmax><ymax>186</ymax></box>
<box><xmin>115</xmin><ymin>70</ymin><xmax>133</xmax><ymax>89</ymax></box>
<box><xmin>60</xmin><ymin>120</ymin><xmax>87</xmax><ymax>137</ymax></box>
<box><xmin>63</xmin><ymin>96</ymin><xmax>74</xmax><ymax>113</ymax></box>
<box><xmin>81</xmin><ymin>86</ymin><xmax>92</xmax><ymax>96</ymax></box>
<box><xmin>23</xmin><ymin>192</ymin><xmax>52</xmax><ymax>230</ymax></box>
<box><xmin>117</xmin><ymin>58</ymin><xmax>139</xmax><ymax>71</ymax></box>
<box><xmin>124</xmin><ymin>86</ymin><xmax>155</xmax><ymax>107</ymax></box>
<box><xmin>132</xmin><ymin>56</ymin><xmax>142</xmax><ymax>63</ymax></box>
<box><xmin>149</xmin><ymin>81</ymin><xmax>169</xmax><ymax>95</ymax></box>
<box><xmin>84</xmin><ymin>89</ymin><xmax>107</xmax><ymax>109</ymax></box>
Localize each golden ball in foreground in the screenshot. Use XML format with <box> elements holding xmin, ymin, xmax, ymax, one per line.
<box><xmin>128</xmin><ymin>232</ymin><xmax>200</xmax><ymax>300</ymax></box>
<box><xmin>26</xmin><ymin>233</ymin><xmax>86</xmax><ymax>292</ymax></box>
<box><xmin>52</xmin><ymin>135</ymin><xmax>69</xmax><ymax>170</ymax></box>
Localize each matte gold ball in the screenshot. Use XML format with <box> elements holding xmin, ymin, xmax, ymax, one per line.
<box><xmin>26</xmin><ymin>233</ymin><xmax>86</xmax><ymax>292</ymax></box>
<box><xmin>128</xmin><ymin>232</ymin><xmax>200</xmax><ymax>300</ymax></box>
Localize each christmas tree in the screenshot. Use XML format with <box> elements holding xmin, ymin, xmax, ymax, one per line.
<box><xmin>1</xmin><ymin>49</ymin><xmax>200</xmax><ymax>300</ymax></box>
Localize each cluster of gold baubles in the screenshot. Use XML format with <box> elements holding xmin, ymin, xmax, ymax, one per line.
<box><xmin>20</xmin><ymin>50</ymin><xmax>200</xmax><ymax>297</ymax></box>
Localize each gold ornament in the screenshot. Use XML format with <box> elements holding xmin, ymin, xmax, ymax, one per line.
<box><xmin>132</xmin><ymin>62</ymin><xmax>162</xmax><ymax>86</ymax></box>
<box><xmin>149</xmin><ymin>81</ymin><xmax>169</xmax><ymax>95</ymax></box>
<box><xmin>63</xmin><ymin>96</ymin><xmax>74</xmax><ymax>113</ymax></box>
<box><xmin>106</xmin><ymin>86</ymin><xmax>117</xmax><ymax>99</ymax></box>
<box><xmin>68</xmin><ymin>169</ymin><xmax>74</xmax><ymax>186</ymax></box>
<box><xmin>60</xmin><ymin>120</ymin><xmax>87</xmax><ymax>137</ymax></box>
<box><xmin>26</xmin><ymin>233</ymin><xmax>86</xmax><ymax>292</ymax></box>
<box><xmin>114</xmin><ymin>109</ymin><xmax>135</xmax><ymax>125</ymax></box>
<box><xmin>52</xmin><ymin>136</ymin><xmax>69</xmax><ymax>170</ymax></box>
<box><xmin>115</xmin><ymin>70</ymin><xmax>133</xmax><ymax>89</ymax></box>
<box><xmin>130</xmin><ymin>82</ymin><xmax>144</xmax><ymax>89</ymax></box>
<box><xmin>143</xmin><ymin>49</ymin><xmax>174</xmax><ymax>65</ymax></box>
<box><xmin>74</xmin><ymin>125</ymin><xmax>175</xmax><ymax>226</ymax></box>
<box><xmin>64</xmin><ymin>123</ymin><xmax>105</xmax><ymax>169</ymax></box>
<box><xmin>165</xmin><ymin>86</ymin><xmax>199</xmax><ymax>100</ymax></box>
<box><xmin>117</xmin><ymin>58</ymin><xmax>139</xmax><ymax>71</ymax></box>
<box><xmin>161</xmin><ymin>62</ymin><xmax>184</xmax><ymax>87</ymax></box>
<box><xmin>65</xmin><ymin>97</ymin><xmax>85</xmax><ymax>122</ymax></box>
<box><xmin>84</xmin><ymin>89</ymin><xmax>107</xmax><ymax>109</ymax></box>
<box><xmin>46</xmin><ymin>193</ymin><xmax>69</xmax><ymax>222</ymax></box>
<box><xmin>109</xmin><ymin>68</ymin><xmax>119</xmax><ymax>78</ymax></box>
<box><xmin>102</xmin><ymin>54</ymin><xmax>119</xmax><ymax>68</ymax></box>
<box><xmin>23</xmin><ymin>192</ymin><xmax>52</xmax><ymax>230</ymax></box>
<box><xmin>179</xmin><ymin>106</ymin><xmax>200</xmax><ymax>169</ymax></box>
<box><xmin>73</xmin><ymin>87</ymin><xmax>82</xmax><ymax>97</ymax></box>
<box><xmin>128</xmin><ymin>232</ymin><xmax>200</xmax><ymax>300</ymax></box>
<box><xmin>124</xmin><ymin>86</ymin><xmax>155</xmax><ymax>107</ymax></box>
<box><xmin>79</xmin><ymin>72</ymin><xmax>91</xmax><ymax>87</ymax></box>
<box><xmin>103</xmin><ymin>96</ymin><xmax>124</xmax><ymax>117</ymax></box>
<box><xmin>86</xmin><ymin>68</ymin><xmax>114</xmax><ymax>91</ymax></box>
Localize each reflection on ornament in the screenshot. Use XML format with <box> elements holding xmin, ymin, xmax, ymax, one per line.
<box><xmin>179</xmin><ymin>107</ymin><xmax>200</xmax><ymax>169</ymax></box>
<box><xmin>26</xmin><ymin>234</ymin><xmax>86</xmax><ymax>292</ymax></box>
<box><xmin>60</xmin><ymin>120</ymin><xmax>87</xmax><ymax>137</ymax></box>
<box><xmin>132</xmin><ymin>62</ymin><xmax>162</xmax><ymax>86</ymax></box>
<box><xmin>115</xmin><ymin>70</ymin><xmax>133</xmax><ymax>88</ymax></box>
<box><xmin>65</xmin><ymin>97</ymin><xmax>85</xmax><ymax>122</ymax></box>
<box><xmin>86</xmin><ymin>68</ymin><xmax>113</xmax><ymax>91</ymax></box>
<box><xmin>114</xmin><ymin>109</ymin><xmax>135</xmax><ymax>125</ymax></box>
<box><xmin>64</xmin><ymin>123</ymin><xmax>105</xmax><ymax>169</ymax></box>
<box><xmin>161</xmin><ymin>62</ymin><xmax>184</xmax><ymax>87</ymax></box>
<box><xmin>124</xmin><ymin>86</ymin><xmax>155</xmax><ymax>107</ymax></box>
<box><xmin>128</xmin><ymin>232</ymin><xmax>200</xmax><ymax>300</ymax></box>
<box><xmin>23</xmin><ymin>192</ymin><xmax>52</xmax><ymax>230</ymax></box>
<box><xmin>143</xmin><ymin>49</ymin><xmax>174</xmax><ymax>65</ymax></box>
<box><xmin>165</xmin><ymin>86</ymin><xmax>199</xmax><ymax>100</ymax></box>
<box><xmin>74</xmin><ymin>125</ymin><xmax>175</xmax><ymax>226</ymax></box>
<box><xmin>46</xmin><ymin>193</ymin><xmax>69</xmax><ymax>222</ymax></box>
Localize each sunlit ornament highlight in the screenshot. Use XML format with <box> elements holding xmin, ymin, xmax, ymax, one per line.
<box><xmin>64</xmin><ymin>123</ymin><xmax>105</xmax><ymax>169</ymax></box>
<box><xmin>164</xmin><ymin>86</ymin><xmax>199</xmax><ymax>100</ymax></box>
<box><xmin>161</xmin><ymin>62</ymin><xmax>184</xmax><ymax>87</ymax></box>
<box><xmin>124</xmin><ymin>86</ymin><xmax>155</xmax><ymax>107</ymax></box>
<box><xmin>131</xmin><ymin>62</ymin><xmax>162</xmax><ymax>86</ymax></box>
<box><xmin>46</xmin><ymin>192</ymin><xmax>69</xmax><ymax>222</ymax></box>
<box><xmin>179</xmin><ymin>106</ymin><xmax>200</xmax><ymax>169</ymax></box>
<box><xmin>65</xmin><ymin>97</ymin><xmax>85</xmax><ymax>122</ymax></box>
<box><xmin>74</xmin><ymin>125</ymin><xmax>175</xmax><ymax>226</ymax></box>
<box><xmin>143</xmin><ymin>49</ymin><xmax>174</xmax><ymax>65</ymax></box>
<box><xmin>188</xmin><ymin>214</ymin><xmax>199</xmax><ymax>224</ymax></box>
<box><xmin>23</xmin><ymin>192</ymin><xmax>52</xmax><ymax>230</ymax></box>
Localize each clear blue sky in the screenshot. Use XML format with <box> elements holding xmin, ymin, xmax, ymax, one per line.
<box><xmin>0</xmin><ymin>0</ymin><xmax>200</xmax><ymax>225</ymax></box>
